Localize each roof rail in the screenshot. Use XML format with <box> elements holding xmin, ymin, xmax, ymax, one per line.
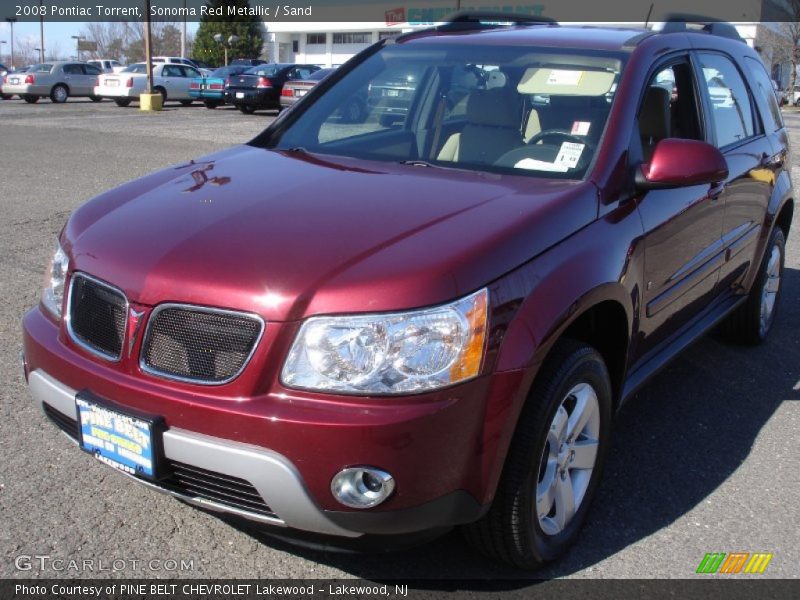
<box><xmin>659</xmin><ymin>13</ymin><xmax>744</xmax><ymax>42</ymax></box>
<box><xmin>436</xmin><ymin>11</ymin><xmax>558</xmax><ymax>32</ymax></box>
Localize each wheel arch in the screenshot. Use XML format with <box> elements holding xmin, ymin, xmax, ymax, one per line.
<box><xmin>775</xmin><ymin>197</ymin><xmax>794</xmax><ymax>241</ymax></box>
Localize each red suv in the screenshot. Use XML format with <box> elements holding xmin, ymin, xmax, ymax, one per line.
<box><xmin>22</xmin><ymin>14</ymin><xmax>793</xmax><ymax>569</ymax></box>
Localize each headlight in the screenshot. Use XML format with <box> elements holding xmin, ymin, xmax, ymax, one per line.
<box><xmin>281</xmin><ymin>288</ymin><xmax>488</xmax><ymax>395</ymax></box>
<box><xmin>41</xmin><ymin>241</ymin><xmax>69</xmax><ymax>318</ymax></box>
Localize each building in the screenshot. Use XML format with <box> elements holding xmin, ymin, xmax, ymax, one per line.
<box><xmin>263</xmin><ymin>20</ymin><xmax>766</xmax><ymax>69</ymax></box>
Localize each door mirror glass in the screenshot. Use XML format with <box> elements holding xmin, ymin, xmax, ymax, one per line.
<box><xmin>636</xmin><ymin>138</ymin><xmax>728</xmax><ymax>189</ymax></box>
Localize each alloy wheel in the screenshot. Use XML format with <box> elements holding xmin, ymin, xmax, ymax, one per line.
<box><xmin>759</xmin><ymin>245</ymin><xmax>782</xmax><ymax>337</ymax></box>
<box><xmin>536</xmin><ymin>382</ymin><xmax>600</xmax><ymax>536</ymax></box>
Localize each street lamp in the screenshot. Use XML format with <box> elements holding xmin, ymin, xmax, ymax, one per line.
<box><xmin>71</xmin><ymin>35</ymin><xmax>84</xmax><ymax>61</ymax></box>
<box><xmin>5</xmin><ymin>17</ymin><xmax>16</xmax><ymax>69</ymax></box>
<box><xmin>212</xmin><ymin>33</ymin><xmax>239</xmax><ymax>66</ymax></box>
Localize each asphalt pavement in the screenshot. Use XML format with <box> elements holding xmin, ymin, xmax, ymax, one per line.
<box><xmin>0</xmin><ymin>97</ymin><xmax>797</xmax><ymax>581</ymax></box>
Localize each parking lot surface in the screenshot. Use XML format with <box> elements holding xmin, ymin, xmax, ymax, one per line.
<box><xmin>0</xmin><ymin>98</ymin><xmax>798</xmax><ymax>581</ymax></box>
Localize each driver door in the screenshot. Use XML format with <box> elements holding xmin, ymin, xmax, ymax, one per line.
<box><xmin>635</xmin><ymin>58</ymin><xmax>726</xmax><ymax>356</ymax></box>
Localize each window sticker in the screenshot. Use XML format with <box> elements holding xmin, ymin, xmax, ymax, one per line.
<box><xmin>571</xmin><ymin>121</ymin><xmax>591</xmax><ymax>136</ymax></box>
<box><xmin>547</xmin><ymin>69</ymin><xmax>583</xmax><ymax>86</ymax></box>
<box><xmin>555</xmin><ymin>142</ymin><xmax>585</xmax><ymax>169</ymax></box>
<box><xmin>514</xmin><ymin>158</ymin><xmax>570</xmax><ymax>173</ymax></box>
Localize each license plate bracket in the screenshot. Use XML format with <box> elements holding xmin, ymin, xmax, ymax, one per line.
<box><xmin>75</xmin><ymin>391</ymin><xmax>167</xmax><ymax>481</ymax></box>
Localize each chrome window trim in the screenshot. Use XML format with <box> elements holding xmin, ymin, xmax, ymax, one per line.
<box><xmin>139</xmin><ymin>302</ymin><xmax>265</xmax><ymax>386</ymax></box>
<box><xmin>65</xmin><ymin>271</ymin><xmax>129</xmax><ymax>363</ymax></box>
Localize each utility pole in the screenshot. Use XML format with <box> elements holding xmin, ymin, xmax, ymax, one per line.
<box><xmin>38</xmin><ymin>0</ymin><xmax>44</xmax><ymax>61</ymax></box>
<box><xmin>4</xmin><ymin>17</ymin><xmax>15</xmax><ymax>69</ymax></box>
<box><xmin>181</xmin><ymin>0</ymin><xmax>187</xmax><ymax>57</ymax></box>
<box><xmin>144</xmin><ymin>0</ymin><xmax>154</xmax><ymax>93</ymax></box>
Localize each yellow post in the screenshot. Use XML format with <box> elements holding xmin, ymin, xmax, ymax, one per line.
<box><xmin>139</xmin><ymin>0</ymin><xmax>162</xmax><ymax>112</ymax></box>
<box><xmin>139</xmin><ymin>92</ymin><xmax>163</xmax><ymax>111</ymax></box>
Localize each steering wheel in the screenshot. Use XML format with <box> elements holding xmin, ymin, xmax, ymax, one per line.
<box><xmin>526</xmin><ymin>129</ymin><xmax>595</xmax><ymax>151</ymax></box>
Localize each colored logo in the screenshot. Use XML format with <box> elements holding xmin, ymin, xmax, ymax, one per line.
<box><xmin>696</xmin><ymin>552</ymin><xmax>773</xmax><ymax>574</ymax></box>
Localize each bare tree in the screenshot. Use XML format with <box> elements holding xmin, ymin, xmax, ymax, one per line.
<box><xmin>79</xmin><ymin>20</ymin><xmax>180</xmax><ymax>63</ymax></box>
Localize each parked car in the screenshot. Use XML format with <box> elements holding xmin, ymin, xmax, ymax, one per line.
<box><xmin>279</xmin><ymin>68</ymin><xmax>333</xmax><ymax>109</ymax></box>
<box><xmin>23</xmin><ymin>14</ymin><xmax>793</xmax><ymax>570</ymax></box>
<box><xmin>95</xmin><ymin>62</ymin><xmax>202</xmax><ymax>106</ymax></box>
<box><xmin>366</xmin><ymin>64</ymin><xmax>425</xmax><ymax>125</ymax></box>
<box><xmin>189</xmin><ymin>65</ymin><xmax>249</xmax><ymax>109</ymax></box>
<box><xmin>2</xmin><ymin>61</ymin><xmax>104</xmax><ymax>103</ymax></box>
<box><xmin>228</xmin><ymin>63</ymin><xmax>320</xmax><ymax>113</ymax></box>
<box><xmin>0</xmin><ymin>63</ymin><xmax>11</xmax><ymax>99</ymax></box>
<box><xmin>87</xmin><ymin>59</ymin><xmax>125</xmax><ymax>73</ymax></box>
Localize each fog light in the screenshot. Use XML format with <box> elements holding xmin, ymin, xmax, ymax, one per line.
<box><xmin>331</xmin><ymin>467</ymin><xmax>395</xmax><ymax>509</ymax></box>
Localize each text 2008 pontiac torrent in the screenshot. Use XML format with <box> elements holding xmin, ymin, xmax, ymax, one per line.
<box><xmin>23</xmin><ymin>15</ymin><xmax>792</xmax><ymax>568</ymax></box>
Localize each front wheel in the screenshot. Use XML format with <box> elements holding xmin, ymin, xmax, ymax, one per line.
<box><xmin>114</xmin><ymin>99</ymin><xmax>132</xmax><ymax>107</ymax></box>
<box><xmin>89</xmin><ymin>95</ymin><xmax>102</xmax><ymax>102</ymax></box>
<box><xmin>463</xmin><ymin>340</ymin><xmax>612</xmax><ymax>569</ymax></box>
<box><xmin>719</xmin><ymin>227</ymin><xmax>785</xmax><ymax>344</ymax></box>
<box><xmin>0</xmin><ymin>93</ymin><xmax>12</xmax><ymax>100</ymax></box>
<box><xmin>203</xmin><ymin>100</ymin><xmax>221</xmax><ymax>109</ymax></box>
<box><xmin>238</xmin><ymin>104</ymin><xmax>256</xmax><ymax>114</ymax></box>
<box><xmin>179</xmin><ymin>99</ymin><xmax>193</xmax><ymax>106</ymax></box>
<box><xmin>22</xmin><ymin>95</ymin><xmax>39</xmax><ymax>104</ymax></box>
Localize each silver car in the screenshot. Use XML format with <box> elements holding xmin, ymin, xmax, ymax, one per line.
<box><xmin>2</xmin><ymin>61</ymin><xmax>104</xmax><ymax>104</ymax></box>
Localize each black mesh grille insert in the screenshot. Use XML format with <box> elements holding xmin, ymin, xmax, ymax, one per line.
<box><xmin>162</xmin><ymin>461</ymin><xmax>276</xmax><ymax>518</ymax></box>
<box><xmin>68</xmin><ymin>274</ymin><xmax>127</xmax><ymax>359</ymax></box>
<box><xmin>43</xmin><ymin>404</ymin><xmax>80</xmax><ymax>440</ymax></box>
<box><xmin>142</xmin><ymin>307</ymin><xmax>262</xmax><ymax>383</ymax></box>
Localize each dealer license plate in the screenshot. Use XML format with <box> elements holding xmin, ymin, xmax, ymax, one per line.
<box><xmin>76</xmin><ymin>396</ymin><xmax>157</xmax><ymax>479</ymax></box>
<box><xmin>9</xmin><ymin>77</ymin><xmax>19</xmax><ymax>84</ymax></box>
<box><xmin>295</xmin><ymin>89</ymin><xmax>307</xmax><ymax>97</ymax></box>
<box><xmin>236</xmin><ymin>92</ymin><xmax>245</xmax><ymax>99</ymax></box>
<box><xmin>106</xmin><ymin>79</ymin><xmax>119</xmax><ymax>86</ymax></box>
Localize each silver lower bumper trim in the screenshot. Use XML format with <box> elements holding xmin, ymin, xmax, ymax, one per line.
<box><xmin>28</xmin><ymin>369</ymin><xmax>360</xmax><ymax>538</ymax></box>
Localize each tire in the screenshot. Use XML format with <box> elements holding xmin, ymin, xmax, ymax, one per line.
<box><xmin>719</xmin><ymin>227</ymin><xmax>785</xmax><ymax>345</ymax></box>
<box><xmin>203</xmin><ymin>100</ymin><xmax>220</xmax><ymax>109</ymax></box>
<box><xmin>114</xmin><ymin>99</ymin><xmax>132</xmax><ymax>107</ymax></box>
<box><xmin>50</xmin><ymin>84</ymin><xmax>69</xmax><ymax>103</ymax></box>
<box><xmin>179</xmin><ymin>99</ymin><xmax>193</xmax><ymax>106</ymax></box>
<box><xmin>1</xmin><ymin>93</ymin><xmax>12</xmax><ymax>100</ymax></box>
<box><xmin>342</xmin><ymin>98</ymin><xmax>366</xmax><ymax>123</ymax></box>
<box><xmin>238</xmin><ymin>104</ymin><xmax>256</xmax><ymax>114</ymax></box>
<box><xmin>22</xmin><ymin>95</ymin><xmax>39</xmax><ymax>104</ymax></box>
<box><xmin>463</xmin><ymin>339</ymin><xmax>612</xmax><ymax>570</ymax></box>
<box><xmin>154</xmin><ymin>87</ymin><xmax>167</xmax><ymax>102</ymax></box>
<box><xmin>89</xmin><ymin>95</ymin><xmax>102</xmax><ymax>102</ymax></box>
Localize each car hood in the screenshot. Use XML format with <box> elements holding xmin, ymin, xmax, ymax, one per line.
<box><xmin>65</xmin><ymin>145</ymin><xmax>598</xmax><ymax>321</ymax></box>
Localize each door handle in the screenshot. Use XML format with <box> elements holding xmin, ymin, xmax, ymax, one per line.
<box><xmin>708</xmin><ymin>182</ymin><xmax>726</xmax><ymax>200</ymax></box>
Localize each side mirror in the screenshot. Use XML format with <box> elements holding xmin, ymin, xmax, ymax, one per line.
<box><xmin>636</xmin><ymin>138</ymin><xmax>728</xmax><ymax>190</ymax></box>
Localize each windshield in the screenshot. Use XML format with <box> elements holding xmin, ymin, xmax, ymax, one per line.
<box><xmin>264</xmin><ymin>43</ymin><xmax>624</xmax><ymax>179</ymax></box>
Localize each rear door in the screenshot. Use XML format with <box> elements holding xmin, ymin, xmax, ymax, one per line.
<box><xmin>160</xmin><ymin>64</ymin><xmax>184</xmax><ymax>98</ymax></box>
<box><xmin>62</xmin><ymin>63</ymin><xmax>89</xmax><ymax>95</ymax></box>
<box><xmin>178</xmin><ymin>66</ymin><xmax>202</xmax><ymax>98</ymax></box>
<box><xmin>693</xmin><ymin>51</ymin><xmax>775</xmax><ymax>296</ymax></box>
<box><xmin>83</xmin><ymin>64</ymin><xmax>102</xmax><ymax>95</ymax></box>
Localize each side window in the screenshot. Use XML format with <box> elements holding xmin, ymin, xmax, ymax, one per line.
<box><xmin>163</xmin><ymin>65</ymin><xmax>182</xmax><ymax>77</ymax></box>
<box><xmin>63</xmin><ymin>64</ymin><xmax>83</xmax><ymax>75</ymax></box>
<box><xmin>296</xmin><ymin>68</ymin><xmax>312</xmax><ymax>80</ymax></box>
<box><xmin>743</xmin><ymin>56</ymin><xmax>783</xmax><ymax>132</ymax></box>
<box><xmin>697</xmin><ymin>53</ymin><xmax>755</xmax><ymax>147</ymax></box>
<box><xmin>181</xmin><ymin>66</ymin><xmax>201</xmax><ymax>78</ymax></box>
<box><xmin>637</xmin><ymin>61</ymin><xmax>702</xmax><ymax>160</ymax></box>
<box><xmin>84</xmin><ymin>65</ymin><xmax>102</xmax><ymax>76</ymax></box>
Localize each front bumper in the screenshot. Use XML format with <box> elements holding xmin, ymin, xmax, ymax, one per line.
<box><xmin>23</xmin><ymin>306</ymin><xmax>521</xmax><ymax>537</ymax></box>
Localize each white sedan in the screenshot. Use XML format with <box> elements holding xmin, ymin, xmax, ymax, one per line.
<box><xmin>95</xmin><ymin>63</ymin><xmax>202</xmax><ymax>107</ymax></box>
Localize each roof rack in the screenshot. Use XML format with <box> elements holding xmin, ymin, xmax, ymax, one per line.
<box><xmin>436</xmin><ymin>11</ymin><xmax>558</xmax><ymax>32</ymax></box>
<box><xmin>659</xmin><ymin>14</ymin><xmax>744</xmax><ymax>42</ymax></box>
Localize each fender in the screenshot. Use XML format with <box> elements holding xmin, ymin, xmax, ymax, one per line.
<box><xmin>474</xmin><ymin>199</ymin><xmax>644</xmax><ymax>505</ymax></box>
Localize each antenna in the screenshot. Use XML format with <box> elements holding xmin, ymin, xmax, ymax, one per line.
<box><xmin>644</xmin><ymin>3</ymin><xmax>654</xmax><ymax>28</ymax></box>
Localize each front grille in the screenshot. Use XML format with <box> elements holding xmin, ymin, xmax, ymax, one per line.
<box><xmin>41</xmin><ymin>407</ymin><xmax>277</xmax><ymax>519</ymax></box>
<box><xmin>162</xmin><ymin>461</ymin><xmax>276</xmax><ymax>518</ymax></box>
<box><xmin>43</xmin><ymin>404</ymin><xmax>80</xmax><ymax>440</ymax></box>
<box><xmin>68</xmin><ymin>273</ymin><xmax>127</xmax><ymax>360</ymax></box>
<box><xmin>141</xmin><ymin>305</ymin><xmax>263</xmax><ymax>384</ymax></box>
